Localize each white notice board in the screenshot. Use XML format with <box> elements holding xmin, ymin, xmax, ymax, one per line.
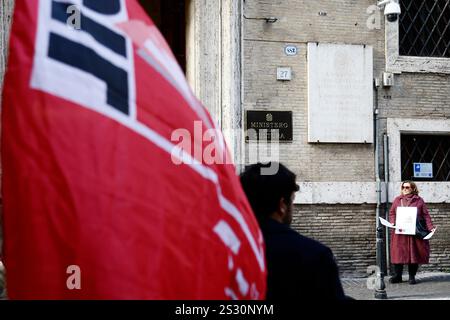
<box><xmin>307</xmin><ymin>43</ymin><xmax>374</xmax><ymax>143</ymax></box>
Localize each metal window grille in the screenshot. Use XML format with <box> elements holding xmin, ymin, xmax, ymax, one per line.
<box><xmin>401</xmin><ymin>134</ymin><xmax>450</xmax><ymax>181</ymax></box>
<box><xmin>399</xmin><ymin>0</ymin><xmax>450</xmax><ymax>57</ymax></box>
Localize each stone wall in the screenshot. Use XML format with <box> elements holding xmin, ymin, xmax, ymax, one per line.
<box><xmin>292</xmin><ymin>203</ymin><xmax>450</xmax><ymax>276</ymax></box>
<box><xmin>421</xmin><ymin>204</ymin><xmax>450</xmax><ymax>273</ymax></box>
<box><xmin>243</xmin><ymin>0</ymin><xmax>383</xmax><ymax>183</ymax></box>
<box><xmin>292</xmin><ymin>204</ymin><xmax>377</xmax><ymax>276</ymax></box>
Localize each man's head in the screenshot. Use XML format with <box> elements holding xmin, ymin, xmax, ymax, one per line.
<box><xmin>240</xmin><ymin>162</ymin><xmax>299</xmax><ymax>225</ymax></box>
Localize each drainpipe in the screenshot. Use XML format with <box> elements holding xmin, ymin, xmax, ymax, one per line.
<box><xmin>374</xmin><ymin>80</ymin><xmax>387</xmax><ymax>299</ymax></box>
<box><xmin>384</xmin><ymin>134</ymin><xmax>390</xmax><ymax>275</ymax></box>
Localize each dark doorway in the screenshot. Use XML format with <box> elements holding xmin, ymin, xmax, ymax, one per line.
<box><xmin>138</xmin><ymin>0</ymin><xmax>187</xmax><ymax>72</ymax></box>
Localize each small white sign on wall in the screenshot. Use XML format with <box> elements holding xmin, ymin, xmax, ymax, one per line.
<box><xmin>414</xmin><ymin>163</ymin><xmax>433</xmax><ymax>178</ymax></box>
<box><xmin>284</xmin><ymin>45</ymin><xmax>298</xmax><ymax>56</ymax></box>
<box><xmin>277</xmin><ymin>67</ymin><xmax>292</xmax><ymax>81</ymax></box>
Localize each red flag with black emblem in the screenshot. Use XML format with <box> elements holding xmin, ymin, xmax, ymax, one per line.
<box><xmin>1</xmin><ymin>0</ymin><xmax>266</xmax><ymax>299</ymax></box>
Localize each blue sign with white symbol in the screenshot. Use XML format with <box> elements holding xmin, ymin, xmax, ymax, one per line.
<box><xmin>413</xmin><ymin>163</ymin><xmax>433</xmax><ymax>178</ymax></box>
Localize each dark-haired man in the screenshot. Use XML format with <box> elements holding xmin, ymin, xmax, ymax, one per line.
<box><xmin>240</xmin><ymin>162</ymin><xmax>346</xmax><ymax>300</ymax></box>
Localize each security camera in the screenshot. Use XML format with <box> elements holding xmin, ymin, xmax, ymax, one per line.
<box><xmin>378</xmin><ymin>0</ymin><xmax>401</xmax><ymax>22</ymax></box>
<box><xmin>385</xmin><ymin>2</ymin><xmax>401</xmax><ymax>22</ymax></box>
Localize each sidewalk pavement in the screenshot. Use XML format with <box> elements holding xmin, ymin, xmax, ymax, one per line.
<box><xmin>342</xmin><ymin>272</ymin><xmax>450</xmax><ymax>300</ymax></box>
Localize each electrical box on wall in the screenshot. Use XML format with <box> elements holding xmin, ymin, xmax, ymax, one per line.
<box><xmin>383</xmin><ymin>72</ymin><xmax>394</xmax><ymax>87</ymax></box>
<box><xmin>277</xmin><ymin>67</ymin><xmax>292</xmax><ymax>81</ymax></box>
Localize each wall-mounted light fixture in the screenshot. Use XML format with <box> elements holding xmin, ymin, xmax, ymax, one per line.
<box><xmin>243</xmin><ymin>15</ymin><xmax>278</xmax><ymax>23</ymax></box>
<box><xmin>264</xmin><ymin>17</ymin><xmax>278</xmax><ymax>23</ymax></box>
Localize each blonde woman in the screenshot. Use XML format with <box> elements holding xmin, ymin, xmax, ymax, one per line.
<box><xmin>388</xmin><ymin>181</ymin><xmax>435</xmax><ymax>284</ymax></box>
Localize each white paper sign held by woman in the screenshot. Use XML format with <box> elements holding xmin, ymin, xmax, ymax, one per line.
<box><xmin>395</xmin><ymin>207</ymin><xmax>417</xmax><ymax>235</ymax></box>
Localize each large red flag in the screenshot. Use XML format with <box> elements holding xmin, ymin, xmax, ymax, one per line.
<box><xmin>1</xmin><ymin>0</ymin><xmax>266</xmax><ymax>299</ymax></box>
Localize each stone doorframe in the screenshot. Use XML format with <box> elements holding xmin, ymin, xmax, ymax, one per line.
<box><xmin>186</xmin><ymin>0</ymin><xmax>244</xmax><ymax>169</ymax></box>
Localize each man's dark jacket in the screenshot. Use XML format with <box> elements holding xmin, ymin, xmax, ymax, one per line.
<box><xmin>260</xmin><ymin>218</ymin><xmax>346</xmax><ymax>300</ymax></box>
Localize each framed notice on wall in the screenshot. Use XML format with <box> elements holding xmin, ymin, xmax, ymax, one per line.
<box><xmin>307</xmin><ymin>43</ymin><xmax>374</xmax><ymax>143</ymax></box>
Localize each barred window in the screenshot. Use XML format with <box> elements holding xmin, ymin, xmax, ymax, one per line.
<box><xmin>399</xmin><ymin>0</ymin><xmax>450</xmax><ymax>58</ymax></box>
<box><xmin>401</xmin><ymin>134</ymin><xmax>450</xmax><ymax>181</ymax></box>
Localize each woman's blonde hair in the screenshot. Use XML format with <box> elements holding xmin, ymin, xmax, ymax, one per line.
<box><xmin>401</xmin><ymin>180</ymin><xmax>419</xmax><ymax>195</ymax></box>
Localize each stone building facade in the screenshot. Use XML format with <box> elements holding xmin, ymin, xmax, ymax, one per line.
<box><xmin>243</xmin><ymin>0</ymin><xmax>450</xmax><ymax>276</ymax></box>
<box><xmin>1</xmin><ymin>1</ymin><xmax>449</xmax><ymax>277</ymax></box>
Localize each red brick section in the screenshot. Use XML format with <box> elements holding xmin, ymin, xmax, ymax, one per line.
<box><xmin>291</xmin><ymin>204</ymin><xmax>450</xmax><ymax>276</ymax></box>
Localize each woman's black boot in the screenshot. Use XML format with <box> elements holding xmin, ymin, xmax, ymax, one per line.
<box><xmin>389</xmin><ymin>264</ymin><xmax>403</xmax><ymax>283</ymax></box>
<box><xmin>408</xmin><ymin>264</ymin><xmax>418</xmax><ymax>284</ymax></box>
